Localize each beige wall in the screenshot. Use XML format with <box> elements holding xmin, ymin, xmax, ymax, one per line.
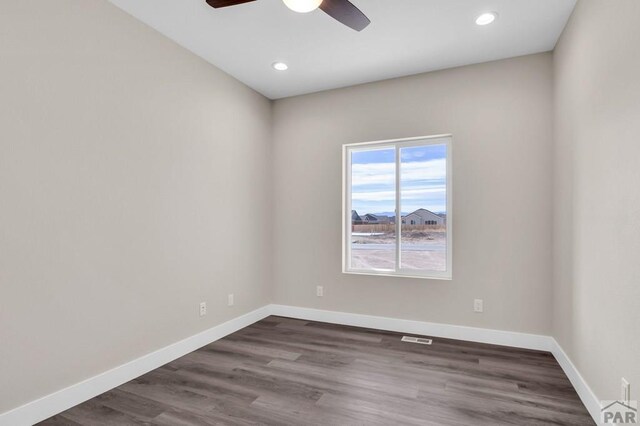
<box><xmin>272</xmin><ymin>53</ymin><xmax>554</xmax><ymax>335</ymax></box>
<box><xmin>0</xmin><ymin>0</ymin><xmax>272</xmax><ymax>413</ymax></box>
<box><xmin>553</xmin><ymin>0</ymin><xmax>640</xmax><ymax>401</ymax></box>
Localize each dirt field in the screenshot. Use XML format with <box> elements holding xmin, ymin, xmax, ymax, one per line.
<box><xmin>350</xmin><ymin>225</ymin><xmax>447</xmax><ymax>271</ymax></box>
<box><xmin>350</xmin><ymin>248</ymin><xmax>446</xmax><ymax>271</ymax></box>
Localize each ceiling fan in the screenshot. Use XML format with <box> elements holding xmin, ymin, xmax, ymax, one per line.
<box><xmin>205</xmin><ymin>0</ymin><xmax>370</xmax><ymax>32</ymax></box>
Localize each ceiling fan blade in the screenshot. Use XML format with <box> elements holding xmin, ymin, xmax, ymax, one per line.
<box><xmin>319</xmin><ymin>0</ymin><xmax>370</xmax><ymax>31</ymax></box>
<box><xmin>205</xmin><ymin>0</ymin><xmax>256</xmax><ymax>8</ymax></box>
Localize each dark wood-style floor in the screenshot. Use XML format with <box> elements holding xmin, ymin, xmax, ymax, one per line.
<box><xmin>40</xmin><ymin>316</ymin><xmax>594</xmax><ymax>425</ymax></box>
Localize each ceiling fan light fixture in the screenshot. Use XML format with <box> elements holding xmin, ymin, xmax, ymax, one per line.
<box><xmin>282</xmin><ymin>0</ymin><xmax>323</xmax><ymax>13</ymax></box>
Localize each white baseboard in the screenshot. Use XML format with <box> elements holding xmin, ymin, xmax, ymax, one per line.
<box><xmin>269</xmin><ymin>304</ymin><xmax>601</xmax><ymax>425</ymax></box>
<box><xmin>550</xmin><ymin>338</ymin><xmax>603</xmax><ymax>425</ymax></box>
<box><xmin>0</xmin><ymin>305</ymin><xmax>271</xmax><ymax>426</ymax></box>
<box><xmin>0</xmin><ymin>304</ymin><xmax>601</xmax><ymax>426</ymax></box>
<box><xmin>269</xmin><ymin>304</ymin><xmax>554</xmax><ymax>351</ymax></box>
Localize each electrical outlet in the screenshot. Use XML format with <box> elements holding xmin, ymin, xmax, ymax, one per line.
<box><xmin>622</xmin><ymin>378</ymin><xmax>631</xmax><ymax>403</ymax></box>
<box><xmin>227</xmin><ymin>294</ymin><xmax>234</xmax><ymax>307</ymax></box>
<box><xmin>474</xmin><ymin>299</ymin><xmax>483</xmax><ymax>313</ymax></box>
<box><xmin>199</xmin><ymin>302</ymin><xmax>207</xmax><ymax>316</ymax></box>
<box><xmin>316</xmin><ymin>286</ymin><xmax>324</xmax><ymax>297</ymax></box>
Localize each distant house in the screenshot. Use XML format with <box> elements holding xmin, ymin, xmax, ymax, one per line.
<box><xmin>351</xmin><ymin>210</ymin><xmax>363</xmax><ymax>225</ymax></box>
<box><xmin>402</xmin><ymin>208</ymin><xmax>445</xmax><ymax>226</ymax></box>
<box><xmin>362</xmin><ymin>214</ymin><xmax>391</xmax><ymax>224</ymax></box>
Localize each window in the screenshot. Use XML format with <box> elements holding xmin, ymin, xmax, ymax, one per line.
<box><xmin>343</xmin><ymin>135</ymin><xmax>452</xmax><ymax>279</ymax></box>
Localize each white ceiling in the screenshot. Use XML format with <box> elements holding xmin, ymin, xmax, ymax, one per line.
<box><xmin>108</xmin><ymin>0</ymin><xmax>576</xmax><ymax>99</ymax></box>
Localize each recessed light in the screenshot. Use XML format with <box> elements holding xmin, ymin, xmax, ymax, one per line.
<box><xmin>272</xmin><ymin>62</ymin><xmax>289</xmax><ymax>71</ymax></box>
<box><xmin>475</xmin><ymin>12</ymin><xmax>498</xmax><ymax>26</ymax></box>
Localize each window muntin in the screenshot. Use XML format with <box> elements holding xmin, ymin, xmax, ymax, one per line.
<box><xmin>343</xmin><ymin>135</ymin><xmax>452</xmax><ymax>279</ymax></box>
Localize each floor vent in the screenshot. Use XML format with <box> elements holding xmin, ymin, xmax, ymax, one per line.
<box><xmin>401</xmin><ymin>336</ymin><xmax>432</xmax><ymax>345</ymax></box>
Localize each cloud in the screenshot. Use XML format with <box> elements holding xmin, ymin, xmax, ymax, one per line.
<box><xmin>350</xmin><ymin>158</ymin><xmax>447</xmax><ymax>214</ymax></box>
<box><xmin>353</xmin><ymin>186</ymin><xmax>446</xmax><ymax>202</ymax></box>
<box><xmin>352</xmin><ymin>159</ymin><xmax>446</xmax><ymax>187</ymax></box>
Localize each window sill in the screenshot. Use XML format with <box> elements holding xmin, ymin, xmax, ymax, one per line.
<box><xmin>343</xmin><ymin>269</ymin><xmax>452</xmax><ymax>281</ymax></box>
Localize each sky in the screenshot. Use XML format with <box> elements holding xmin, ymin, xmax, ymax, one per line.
<box><xmin>351</xmin><ymin>144</ymin><xmax>447</xmax><ymax>216</ymax></box>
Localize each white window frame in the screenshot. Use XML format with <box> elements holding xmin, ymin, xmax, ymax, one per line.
<box><xmin>342</xmin><ymin>134</ymin><xmax>453</xmax><ymax>280</ymax></box>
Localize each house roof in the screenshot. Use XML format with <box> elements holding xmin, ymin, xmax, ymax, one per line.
<box><xmin>402</xmin><ymin>208</ymin><xmax>442</xmax><ymax>219</ymax></box>
<box><xmin>363</xmin><ymin>213</ymin><xmax>389</xmax><ymax>220</ymax></box>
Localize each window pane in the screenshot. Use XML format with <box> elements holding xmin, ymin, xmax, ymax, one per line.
<box><xmin>350</xmin><ymin>147</ymin><xmax>396</xmax><ymax>271</ymax></box>
<box><xmin>399</xmin><ymin>144</ymin><xmax>447</xmax><ymax>272</ymax></box>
